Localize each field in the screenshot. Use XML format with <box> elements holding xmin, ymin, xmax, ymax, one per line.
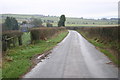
<box><xmin>1</xmin><ymin>14</ymin><xmax>118</xmax><ymax>27</ymax></box>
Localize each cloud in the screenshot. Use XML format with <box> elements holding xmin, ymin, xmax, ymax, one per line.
<box><xmin>0</xmin><ymin>0</ymin><xmax>119</xmax><ymax>18</ymax></box>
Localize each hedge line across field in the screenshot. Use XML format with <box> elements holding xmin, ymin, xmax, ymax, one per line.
<box><xmin>2</xmin><ymin>27</ymin><xmax>66</xmax><ymax>51</ymax></box>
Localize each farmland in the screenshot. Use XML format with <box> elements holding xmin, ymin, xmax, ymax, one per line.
<box><xmin>0</xmin><ymin>14</ymin><xmax>118</xmax><ymax>27</ymax></box>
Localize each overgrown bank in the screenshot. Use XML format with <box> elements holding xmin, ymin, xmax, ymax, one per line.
<box><xmin>2</xmin><ymin>29</ymin><xmax>68</xmax><ymax>79</ymax></box>
<box><xmin>76</xmin><ymin>27</ymin><xmax>119</xmax><ymax>67</ymax></box>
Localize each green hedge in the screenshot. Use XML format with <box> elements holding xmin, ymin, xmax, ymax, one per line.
<box><xmin>77</xmin><ymin>26</ymin><xmax>119</xmax><ymax>55</ymax></box>
<box><xmin>78</xmin><ymin>27</ymin><xmax>118</xmax><ymax>41</ymax></box>
<box><xmin>2</xmin><ymin>27</ymin><xmax>66</xmax><ymax>51</ymax></box>
<box><xmin>30</xmin><ymin>27</ymin><xmax>66</xmax><ymax>43</ymax></box>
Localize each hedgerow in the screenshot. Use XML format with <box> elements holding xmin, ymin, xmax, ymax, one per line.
<box><xmin>30</xmin><ymin>27</ymin><xmax>66</xmax><ymax>43</ymax></box>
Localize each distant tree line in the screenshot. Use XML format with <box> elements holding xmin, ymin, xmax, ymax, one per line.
<box><xmin>2</xmin><ymin>17</ymin><xmax>45</xmax><ymax>31</ymax></box>
<box><xmin>43</xmin><ymin>20</ymin><xmax>54</xmax><ymax>23</ymax></box>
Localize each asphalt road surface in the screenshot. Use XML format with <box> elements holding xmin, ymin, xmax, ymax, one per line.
<box><xmin>24</xmin><ymin>30</ymin><xmax>118</xmax><ymax>78</ymax></box>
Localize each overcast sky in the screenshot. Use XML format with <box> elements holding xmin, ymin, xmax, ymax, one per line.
<box><xmin>0</xmin><ymin>0</ymin><xmax>119</xmax><ymax>18</ymax></box>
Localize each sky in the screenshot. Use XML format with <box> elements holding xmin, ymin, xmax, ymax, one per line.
<box><xmin>0</xmin><ymin>0</ymin><xmax>119</xmax><ymax>18</ymax></box>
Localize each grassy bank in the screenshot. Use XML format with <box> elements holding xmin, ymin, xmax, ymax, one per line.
<box><xmin>77</xmin><ymin>30</ymin><xmax>119</xmax><ymax>67</ymax></box>
<box><xmin>0</xmin><ymin>69</ymin><xmax>1</xmax><ymax>79</ymax></box>
<box><xmin>2</xmin><ymin>30</ymin><xmax>68</xmax><ymax>78</ymax></box>
<box><xmin>89</xmin><ymin>39</ymin><xmax>118</xmax><ymax>65</ymax></box>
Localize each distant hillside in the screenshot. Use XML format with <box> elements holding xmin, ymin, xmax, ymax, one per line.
<box><xmin>1</xmin><ymin>14</ymin><xmax>118</xmax><ymax>27</ymax></box>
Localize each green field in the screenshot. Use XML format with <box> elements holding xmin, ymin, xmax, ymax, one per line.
<box><xmin>1</xmin><ymin>14</ymin><xmax>118</xmax><ymax>27</ymax></box>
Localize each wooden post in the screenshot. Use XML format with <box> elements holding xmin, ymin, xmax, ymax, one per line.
<box><xmin>18</xmin><ymin>36</ymin><xmax>22</xmax><ymax>45</ymax></box>
<box><xmin>2</xmin><ymin>40</ymin><xmax>7</xmax><ymax>51</ymax></box>
<box><xmin>13</xmin><ymin>38</ymin><xmax>16</xmax><ymax>47</ymax></box>
<box><xmin>7</xmin><ymin>40</ymin><xmax>10</xmax><ymax>49</ymax></box>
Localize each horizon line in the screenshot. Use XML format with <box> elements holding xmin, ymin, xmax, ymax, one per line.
<box><xmin>1</xmin><ymin>13</ymin><xmax>118</xmax><ymax>19</ymax></box>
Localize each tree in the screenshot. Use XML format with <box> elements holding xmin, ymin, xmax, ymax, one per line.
<box><xmin>12</xmin><ymin>18</ymin><xmax>19</xmax><ymax>30</ymax></box>
<box><xmin>3</xmin><ymin>17</ymin><xmax>19</xmax><ymax>31</ymax></box>
<box><xmin>58</xmin><ymin>21</ymin><xmax>62</xmax><ymax>27</ymax></box>
<box><xmin>30</xmin><ymin>18</ymin><xmax>43</xmax><ymax>27</ymax></box>
<box><xmin>4</xmin><ymin>17</ymin><xmax>12</xmax><ymax>30</ymax></box>
<box><xmin>58</xmin><ymin>15</ymin><xmax>66</xmax><ymax>27</ymax></box>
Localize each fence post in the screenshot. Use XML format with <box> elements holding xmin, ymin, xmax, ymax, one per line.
<box><xmin>13</xmin><ymin>38</ymin><xmax>16</xmax><ymax>47</ymax></box>
<box><xmin>18</xmin><ymin>36</ymin><xmax>22</xmax><ymax>45</ymax></box>
<box><xmin>2</xmin><ymin>40</ymin><xmax>7</xmax><ymax>51</ymax></box>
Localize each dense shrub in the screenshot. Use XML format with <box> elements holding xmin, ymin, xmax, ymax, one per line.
<box><xmin>30</xmin><ymin>27</ymin><xmax>66</xmax><ymax>43</ymax></box>
<box><xmin>78</xmin><ymin>27</ymin><xmax>119</xmax><ymax>41</ymax></box>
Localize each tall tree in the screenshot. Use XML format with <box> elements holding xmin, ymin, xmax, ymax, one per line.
<box><xmin>4</xmin><ymin>17</ymin><xmax>12</xmax><ymax>30</ymax></box>
<box><xmin>58</xmin><ymin>15</ymin><xmax>66</xmax><ymax>27</ymax></box>
<box><xmin>3</xmin><ymin>17</ymin><xmax>19</xmax><ymax>31</ymax></box>
<box><xmin>12</xmin><ymin>18</ymin><xmax>19</xmax><ymax>30</ymax></box>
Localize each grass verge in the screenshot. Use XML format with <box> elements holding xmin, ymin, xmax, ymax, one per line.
<box><xmin>77</xmin><ymin>30</ymin><xmax>119</xmax><ymax>67</ymax></box>
<box><xmin>0</xmin><ymin>69</ymin><xmax>1</xmax><ymax>79</ymax></box>
<box><xmin>89</xmin><ymin>39</ymin><xmax>119</xmax><ymax>66</ymax></box>
<box><xmin>2</xmin><ymin>30</ymin><xmax>68</xmax><ymax>78</ymax></box>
